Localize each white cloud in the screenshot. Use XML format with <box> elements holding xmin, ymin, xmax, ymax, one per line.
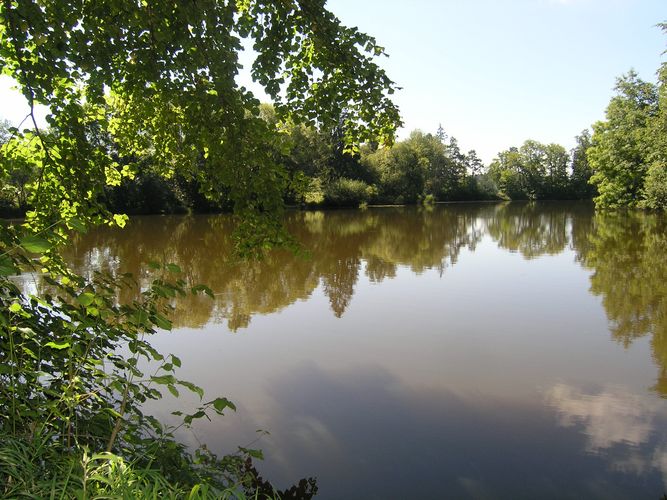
<box><xmin>546</xmin><ymin>384</ymin><xmax>667</xmax><ymax>485</ymax></box>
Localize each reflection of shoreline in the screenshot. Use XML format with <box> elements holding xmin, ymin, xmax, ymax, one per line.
<box><xmin>33</xmin><ymin>204</ymin><xmax>667</xmax><ymax>397</ymax></box>
<box><xmin>573</xmin><ymin>211</ymin><xmax>667</xmax><ymax>397</ymax></box>
<box><xmin>58</xmin><ymin>205</ymin><xmax>491</xmax><ymax>329</ymax></box>
<box><xmin>55</xmin><ymin>203</ymin><xmax>593</xmax><ymax>330</ymax></box>
<box><xmin>546</xmin><ymin>383</ymin><xmax>667</xmax><ymax>485</ymax></box>
<box><xmin>35</xmin><ymin>203</ymin><xmax>667</xmax><ymax>396</ymax></box>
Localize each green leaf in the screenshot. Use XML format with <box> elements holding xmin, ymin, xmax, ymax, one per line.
<box><xmin>113</xmin><ymin>214</ymin><xmax>128</xmax><ymax>227</ymax></box>
<box><xmin>153</xmin><ymin>284</ymin><xmax>176</xmax><ymax>298</ymax></box>
<box><xmin>45</xmin><ymin>341</ymin><xmax>70</xmax><ymax>350</ymax></box>
<box><xmin>105</xmin><ymin>408</ymin><xmax>123</xmax><ymax>418</ymax></box>
<box><xmin>178</xmin><ymin>380</ymin><xmax>204</xmax><ymax>399</ymax></box>
<box><xmin>131</xmin><ymin>309</ymin><xmax>150</xmax><ymax>326</ymax></box>
<box><xmin>165</xmin><ymin>263</ymin><xmax>182</xmax><ymax>273</ymax></box>
<box><xmin>192</xmin><ymin>284</ymin><xmax>214</xmax><ymax>298</ymax></box>
<box><xmin>151</xmin><ymin>375</ymin><xmax>176</xmax><ymax>385</ymax></box>
<box><xmin>68</xmin><ymin>217</ymin><xmax>88</xmax><ymax>233</ymax></box>
<box><xmin>152</xmin><ymin>313</ymin><xmax>172</xmax><ymax>330</ymax></box>
<box><xmin>77</xmin><ymin>292</ymin><xmax>95</xmax><ymax>306</ymax></box>
<box><xmin>0</xmin><ymin>257</ymin><xmax>19</xmax><ymax>276</ymax></box>
<box><xmin>21</xmin><ymin>347</ymin><xmax>37</xmax><ymax>359</ymax></box>
<box><xmin>167</xmin><ymin>384</ymin><xmax>179</xmax><ymax>397</ymax></box>
<box><xmin>209</xmin><ymin>397</ymin><xmax>236</xmax><ymax>413</ymax></box>
<box><xmin>9</xmin><ymin>302</ymin><xmax>22</xmax><ymax>313</ymax></box>
<box><xmin>20</xmin><ymin>235</ymin><xmax>51</xmax><ymax>253</ymax></box>
<box><xmin>148</xmin><ymin>261</ymin><xmax>161</xmax><ymax>270</ymax></box>
<box><xmin>239</xmin><ymin>447</ymin><xmax>264</xmax><ymax>460</ymax></box>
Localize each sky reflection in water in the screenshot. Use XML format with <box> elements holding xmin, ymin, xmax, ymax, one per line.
<box><xmin>61</xmin><ymin>202</ymin><xmax>667</xmax><ymax>499</ymax></box>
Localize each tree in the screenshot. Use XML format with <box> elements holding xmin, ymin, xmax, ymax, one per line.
<box><xmin>436</xmin><ymin>123</ymin><xmax>446</xmax><ymax>143</ymax></box>
<box><xmin>465</xmin><ymin>149</ymin><xmax>484</xmax><ymax>177</ymax></box>
<box><xmin>641</xmin><ymin>24</ymin><xmax>667</xmax><ymax>209</ymax></box>
<box><xmin>570</xmin><ymin>129</ymin><xmax>595</xmax><ymax>199</ymax></box>
<box><xmin>488</xmin><ymin>146</ymin><xmax>527</xmax><ymax>199</ymax></box>
<box><xmin>489</xmin><ymin>139</ymin><xmax>588</xmax><ymax>200</ymax></box>
<box><xmin>364</xmin><ymin>139</ymin><xmax>424</xmax><ymax>203</ymax></box>
<box><xmin>588</xmin><ymin>71</ymin><xmax>658</xmax><ymax>208</ymax></box>
<box><xmin>543</xmin><ymin>143</ymin><xmax>569</xmax><ymax>198</ymax></box>
<box><xmin>0</xmin><ymin>0</ymin><xmax>401</xmax><ymax>238</ymax></box>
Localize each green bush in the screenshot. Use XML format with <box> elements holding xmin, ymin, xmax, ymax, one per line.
<box><xmin>641</xmin><ymin>163</ymin><xmax>667</xmax><ymax>210</ymax></box>
<box><xmin>323</xmin><ymin>178</ymin><xmax>376</xmax><ymax>207</ymax></box>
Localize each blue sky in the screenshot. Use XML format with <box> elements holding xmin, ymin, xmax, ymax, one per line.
<box><xmin>1</xmin><ymin>0</ymin><xmax>664</xmax><ymax>163</ymax></box>
<box><xmin>326</xmin><ymin>0</ymin><xmax>665</xmax><ymax>161</ymax></box>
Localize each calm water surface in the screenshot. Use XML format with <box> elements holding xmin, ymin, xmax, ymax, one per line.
<box><xmin>62</xmin><ymin>202</ymin><xmax>667</xmax><ymax>499</ymax></box>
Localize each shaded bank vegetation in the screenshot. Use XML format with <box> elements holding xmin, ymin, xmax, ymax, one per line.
<box><xmin>49</xmin><ymin>204</ymin><xmax>581</xmax><ymax>331</ymax></box>
<box><xmin>0</xmin><ymin>115</ymin><xmax>598</xmax><ymax>217</ymax></box>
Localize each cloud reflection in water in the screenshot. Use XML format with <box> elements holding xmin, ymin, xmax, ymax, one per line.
<box><xmin>547</xmin><ymin>383</ymin><xmax>667</xmax><ymax>486</ymax></box>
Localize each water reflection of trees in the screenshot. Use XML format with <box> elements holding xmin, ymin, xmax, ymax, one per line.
<box><xmin>57</xmin><ymin>206</ymin><xmax>484</xmax><ymax>329</ymax></box>
<box><xmin>485</xmin><ymin>202</ymin><xmax>573</xmax><ymax>258</ymax></box>
<box><xmin>34</xmin><ymin>203</ymin><xmax>667</xmax><ymax>395</ymax></box>
<box><xmin>573</xmin><ymin>212</ymin><xmax>667</xmax><ymax>396</ymax></box>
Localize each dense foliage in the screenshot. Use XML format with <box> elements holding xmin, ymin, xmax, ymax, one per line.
<box><xmin>488</xmin><ymin>138</ymin><xmax>591</xmax><ymax>201</ymax></box>
<box><xmin>587</xmin><ymin>23</ymin><xmax>667</xmax><ymax>209</ymax></box>
<box><xmin>2</xmin><ymin>117</ymin><xmax>591</xmax><ymax>215</ymax></box>
<box><xmin>0</xmin><ymin>0</ymin><xmax>400</xmax><ymax>496</ymax></box>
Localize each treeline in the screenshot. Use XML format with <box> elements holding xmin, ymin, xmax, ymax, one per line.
<box><xmin>487</xmin><ymin>133</ymin><xmax>595</xmax><ymax>201</ymax></box>
<box><xmin>274</xmin><ymin>113</ymin><xmax>499</xmax><ymax>206</ymax></box>
<box><xmin>0</xmin><ymin>112</ymin><xmax>595</xmax><ymax>217</ymax></box>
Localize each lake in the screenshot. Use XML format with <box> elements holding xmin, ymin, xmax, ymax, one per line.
<box><xmin>60</xmin><ymin>201</ymin><xmax>667</xmax><ymax>499</ymax></box>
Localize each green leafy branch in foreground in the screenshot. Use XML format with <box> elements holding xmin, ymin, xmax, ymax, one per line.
<box><xmin>0</xmin><ymin>242</ymin><xmax>252</xmax><ymax>490</ymax></box>
<box><xmin>0</xmin><ymin>216</ymin><xmax>317</xmax><ymax>497</ymax></box>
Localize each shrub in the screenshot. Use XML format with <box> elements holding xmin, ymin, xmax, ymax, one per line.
<box><xmin>323</xmin><ymin>178</ymin><xmax>376</xmax><ymax>207</ymax></box>
<box><xmin>641</xmin><ymin>163</ymin><xmax>667</xmax><ymax>210</ymax></box>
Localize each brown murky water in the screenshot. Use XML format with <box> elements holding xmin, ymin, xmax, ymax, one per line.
<box><xmin>55</xmin><ymin>202</ymin><xmax>667</xmax><ymax>499</ymax></box>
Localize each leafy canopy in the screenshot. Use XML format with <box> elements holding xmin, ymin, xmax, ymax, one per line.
<box><xmin>0</xmin><ymin>0</ymin><xmax>401</xmax><ymax>239</ymax></box>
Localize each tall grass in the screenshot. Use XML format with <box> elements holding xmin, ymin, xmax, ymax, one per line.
<box><xmin>0</xmin><ymin>434</ymin><xmax>268</xmax><ymax>499</ymax></box>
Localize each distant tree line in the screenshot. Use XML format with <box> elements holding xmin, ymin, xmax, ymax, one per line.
<box><xmin>488</xmin><ymin>132</ymin><xmax>595</xmax><ymax>201</ymax></box>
